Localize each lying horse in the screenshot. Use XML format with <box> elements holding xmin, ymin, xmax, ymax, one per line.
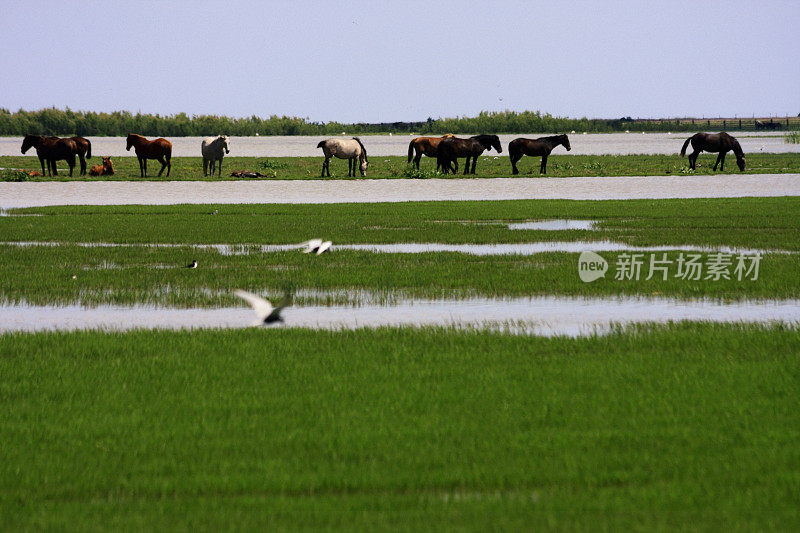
<box><xmin>437</xmin><ymin>135</ymin><xmax>502</xmax><ymax>175</ymax></box>
<box><xmin>88</xmin><ymin>157</ymin><xmax>114</xmax><ymax>176</ymax></box>
<box><xmin>126</xmin><ymin>133</ymin><xmax>172</xmax><ymax>177</ymax></box>
<box><xmin>508</xmin><ymin>134</ymin><xmax>571</xmax><ymax>174</ymax></box>
<box><xmin>407</xmin><ymin>134</ymin><xmax>456</xmax><ymax>170</ymax></box>
<box><xmin>680</xmin><ymin>132</ymin><xmax>745</xmax><ymax>172</ymax></box>
<box><xmin>201</xmin><ymin>135</ymin><xmax>230</xmax><ymax>177</ymax></box>
<box><xmin>20</xmin><ymin>134</ymin><xmax>78</xmax><ymax>176</ymax></box>
<box><xmin>317</xmin><ymin>137</ymin><xmax>368</xmax><ymax>177</ymax></box>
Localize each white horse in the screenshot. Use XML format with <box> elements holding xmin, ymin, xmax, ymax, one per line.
<box><xmin>317</xmin><ymin>137</ymin><xmax>368</xmax><ymax>177</ymax></box>
<box><xmin>201</xmin><ymin>135</ymin><xmax>230</xmax><ymax>177</ymax></box>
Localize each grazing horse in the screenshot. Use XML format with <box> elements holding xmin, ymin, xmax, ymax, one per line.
<box><xmin>680</xmin><ymin>132</ymin><xmax>745</xmax><ymax>172</ymax></box>
<box><xmin>126</xmin><ymin>134</ymin><xmax>172</xmax><ymax>177</ymax></box>
<box><xmin>20</xmin><ymin>134</ymin><xmax>78</xmax><ymax>176</ymax></box>
<box><xmin>407</xmin><ymin>134</ymin><xmax>456</xmax><ymax>170</ymax></box>
<box><xmin>201</xmin><ymin>135</ymin><xmax>230</xmax><ymax>177</ymax></box>
<box><xmin>88</xmin><ymin>157</ymin><xmax>114</xmax><ymax>176</ymax></box>
<box><xmin>508</xmin><ymin>134</ymin><xmax>571</xmax><ymax>175</ymax></box>
<box><xmin>317</xmin><ymin>137</ymin><xmax>369</xmax><ymax>177</ymax></box>
<box><xmin>437</xmin><ymin>135</ymin><xmax>502</xmax><ymax>175</ymax></box>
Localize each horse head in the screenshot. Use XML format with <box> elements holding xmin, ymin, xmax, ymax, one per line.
<box><xmin>489</xmin><ymin>135</ymin><xmax>503</xmax><ymax>153</ymax></box>
<box><xmin>125</xmin><ymin>134</ymin><xmax>136</xmax><ymax>151</ymax></box>
<box><xmin>736</xmin><ymin>153</ymin><xmax>746</xmax><ymax>171</ymax></box>
<box><xmin>20</xmin><ymin>134</ymin><xmax>38</xmax><ymax>154</ymax></box>
<box><xmin>221</xmin><ymin>135</ymin><xmax>230</xmax><ymax>154</ymax></box>
<box><xmin>561</xmin><ymin>134</ymin><xmax>572</xmax><ymax>151</ymax></box>
<box><xmin>102</xmin><ymin>157</ymin><xmax>114</xmax><ymax>174</ymax></box>
<box><xmin>476</xmin><ymin>135</ymin><xmax>502</xmax><ymax>153</ymax></box>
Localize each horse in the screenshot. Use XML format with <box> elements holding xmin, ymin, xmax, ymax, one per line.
<box><xmin>508</xmin><ymin>134</ymin><xmax>571</xmax><ymax>175</ymax></box>
<box><xmin>201</xmin><ymin>135</ymin><xmax>230</xmax><ymax>177</ymax></box>
<box><xmin>20</xmin><ymin>134</ymin><xmax>78</xmax><ymax>176</ymax></box>
<box><xmin>407</xmin><ymin>134</ymin><xmax>456</xmax><ymax>170</ymax></box>
<box><xmin>88</xmin><ymin>157</ymin><xmax>114</xmax><ymax>176</ymax></box>
<box><xmin>126</xmin><ymin>134</ymin><xmax>172</xmax><ymax>177</ymax></box>
<box><xmin>437</xmin><ymin>135</ymin><xmax>502</xmax><ymax>175</ymax></box>
<box><xmin>317</xmin><ymin>137</ymin><xmax>368</xmax><ymax>177</ymax></box>
<box><xmin>49</xmin><ymin>136</ymin><xmax>91</xmax><ymax>175</ymax></box>
<box><xmin>680</xmin><ymin>132</ymin><xmax>745</xmax><ymax>172</ymax></box>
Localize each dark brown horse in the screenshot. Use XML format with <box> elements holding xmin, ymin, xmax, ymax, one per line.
<box><xmin>680</xmin><ymin>132</ymin><xmax>745</xmax><ymax>172</ymax></box>
<box><xmin>437</xmin><ymin>135</ymin><xmax>502</xmax><ymax>175</ymax></box>
<box><xmin>48</xmin><ymin>136</ymin><xmax>92</xmax><ymax>175</ymax></box>
<box><xmin>508</xmin><ymin>134</ymin><xmax>571</xmax><ymax>175</ymax></box>
<box><xmin>407</xmin><ymin>134</ymin><xmax>456</xmax><ymax>170</ymax></box>
<box><xmin>126</xmin><ymin>134</ymin><xmax>172</xmax><ymax>177</ymax></box>
<box><xmin>20</xmin><ymin>134</ymin><xmax>78</xmax><ymax>176</ymax></box>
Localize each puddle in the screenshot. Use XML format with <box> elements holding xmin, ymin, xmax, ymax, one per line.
<box><xmin>507</xmin><ymin>219</ymin><xmax>598</xmax><ymax>230</ymax></box>
<box><xmin>0</xmin><ymin>240</ymin><xmax>788</xmax><ymax>256</ymax></box>
<box><xmin>1</xmin><ymin>296</ymin><xmax>798</xmax><ymax>336</ymax></box>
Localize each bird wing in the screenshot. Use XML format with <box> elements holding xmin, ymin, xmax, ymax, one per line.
<box><xmin>233</xmin><ymin>290</ymin><xmax>273</xmax><ymax>321</ymax></box>
<box><xmin>265</xmin><ymin>291</ymin><xmax>293</xmax><ymax>322</ymax></box>
<box><xmin>316</xmin><ymin>241</ymin><xmax>332</xmax><ymax>255</ymax></box>
<box><xmin>303</xmin><ymin>239</ymin><xmax>323</xmax><ymax>253</ymax></box>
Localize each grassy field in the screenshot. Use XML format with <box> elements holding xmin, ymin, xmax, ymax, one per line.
<box><xmin>2</xmin><ymin>324</ymin><xmax>799</xmax><ymax>530</ymax></box>
<box><xmin>2</xmin><ymin>152</ymin><xmax>799</xmax><ymax>181</ymax></box>
<box><xmin>1</xmin><ymin>198</ymin><xmax>799</xmax><ymax>306</ymax></box>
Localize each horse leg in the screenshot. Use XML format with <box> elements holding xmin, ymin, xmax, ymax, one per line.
<box><xmin>541</xmin><ymin>155</ymin><xmax>548</xmax><ymax>174</ymax></box>
<box><xmin>78</xmin><ymin>154</ymin><xmax>86</xmax><ymax>175</ymax></box>
<box><xmin>718</xmin><ymin>153</ymin><xmax>726</xmax><ymax>171</ymax></box>
<box><xmin>166</xmin><ymin>156</ymin><xmax>171</xmax><ymax>177</ymax></box>
<box><xmin>713</xmin><ymin>153</ymin><xmax>722</xmax><ymax>171</ymax></box>
<box><xmin>689</xmin><ymin>151</ymin><xmax>699</xmax><ymax>170</ymax></box>
<box><xmin>348</xmin><ymin>157</ymin><xmax>353</xmax><ymax>177</ymax></box>
<box><xmin>157</xmin><ymin>156</ymin><xmax>168</xmax><ymax>177</ymax></box>
<box><xmin>39</xmin><ymin>156</ymin><xmax>48</xmax><ymax>176</ymax></box>
<box><xmin>203</xmin><ymin>158</ymin><xmax>208</xmax><ymax>177</ymax></box>
<box><xmin>471</xmin><ymin>156</ymin><xmax>477</xmax><ymax>174</ymax></box>
<box><xmin>415</xmin><ymin>154</ymin><xmax>422</xmax><ymax>170</ymax></box>
<box><xmin>510</xmin><ymin>153</ymin><xmax>520</xmax><ymax>175</ymax></box>
<box><xmin>68</xmin><ymin>156</ymin><xmax>75</xmax><ymax>177</ymax></box>
<box><xmin>217</xmin><ymin>158</ymin><xmax>222</xmax><ymax>177</ymax></box>
<box><xmin>50</xmin><ymin>158</ymin><xmax>58</xmax><ymax>176</ymax></box>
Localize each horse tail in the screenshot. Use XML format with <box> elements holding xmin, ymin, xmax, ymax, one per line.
<box><xmin>680</xmin><ymin>136</ymin><xmax>692</xmax><ymax>157</ymax></box>
<box><xmin>85</xmin><ymin>138</ymin><xmax>92</xmax><ymax>158</ymax></box>
<box><xmin>353</xmin><ymin>137</ymin><xmax>367</xmax><ymax>160</ymax></box>
<box><xmin>408</xmin><ymin>140</ymin><xmax>415</xmax><ymax>163</ymax></box>
<box><xmin>317</xmin><ymin>140</ymin><xmax>326</xmax><ymax>149</ymax></box>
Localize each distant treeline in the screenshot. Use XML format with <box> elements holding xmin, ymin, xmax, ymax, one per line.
<box><xmin>1</xmin><ymin>107</ymin><xmax>797</xmax><ymax>136</ymax></box>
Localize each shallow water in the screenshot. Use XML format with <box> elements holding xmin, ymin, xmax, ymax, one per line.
<box><xmin>2</xmin><ymin>296</ymin><xmax>798</xmax><ymax>336</ymax></box>
<box><xmin>2</xmin><ymin>132</ymin><xmax>796</xmax><ymax>157</ymax></box>
<box><xmin>0</xmin><ymin>240</ymin><xmax>787</xmax><ymax>257</ymax></box>
<box><xmin>508</xmin><ymin>219</ymin><xmax>597</xmax><ymax>230</ymax></box>
<box><xmin>2</xmin><ymin>174</ymin><xmax>800</xmax><ymax>208</ymax></box>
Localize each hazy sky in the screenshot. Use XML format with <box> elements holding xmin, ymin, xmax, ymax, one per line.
<box><xmin>1</xmin><ymin>1</ymin><xmax>798</xmax><ymax>123</ymax></box>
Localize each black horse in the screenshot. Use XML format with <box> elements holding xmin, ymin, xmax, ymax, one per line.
<box><xmin>508</xmin><ymin>134</ymin><xmax>571</xmax><ymax>174</ymax></box>
<box><xmin>437</xmin><ymin>135</ymin><xmax>502</xmax><ymax>175</ymax></box>
<box><xmin>20</xmin><ymin>134</ymin><xmax>78</xmax><ymax>176</ymax></box>
<box><xmin>680</xmin><ymin>132</ymin><xmax>745</xmax><ymax>172</ymax></box>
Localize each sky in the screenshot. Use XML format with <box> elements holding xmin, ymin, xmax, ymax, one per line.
<box><xmin>1</xmin><ymin>0</ymin><xmax>798</xmax><ymax>123</ymax></box>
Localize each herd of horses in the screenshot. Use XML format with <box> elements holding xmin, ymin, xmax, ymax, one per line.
<box><xmin>18</xmin><ymin>131</ymin><xmax>746</xmax><ymax>178</ymax></box>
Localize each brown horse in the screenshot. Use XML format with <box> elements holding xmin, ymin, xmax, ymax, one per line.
<box><xmin>508</xmin><ymin>134</ymin><xmax>571</xmax><ymax>175</ymax></box>
<box><xmin>407</xmin><ymin>134</ymin><xmax>456</xmax><ymax>170</ymax></box>
<box><xmin>437</xmin><ymin>135</ymin><xmax>503</xmax><ymax>175</ymax></box>
<box><xmin>20</xmin><ymin>134</ymin><xmax>78</xmax><ymax>176</ymax></box>
<box><xmin>126</xmin><ymin>133</ymin><xmax>172</xmax><ymax>177</ymax></box>
<box><xmin>680</xmin><ymin>132</ymin><xmax>745</xmax><ymax>172</ymax></box>
<box><xmin>88</xmin><ymin>157</ymin><xmax>114</xmax><ymax>176</ymax></box>
<box><xmin>48</xmin><ymin>136</ymin><xmax>92</xmax><ymax>175</ymax></box>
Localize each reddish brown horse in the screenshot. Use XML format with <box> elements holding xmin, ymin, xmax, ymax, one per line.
<box><xmin>49</xmin><ymin>136</ymin><xmax>92</xmax><ymax>175</ymax></box>
<box><xmin>437</xmin><ymin>135</ymin><xmax>502</xmax><ymax>175</ymax></box>
<box><xmin>126</xmin><ymin>134</ymin><xmax>172</xmax><ymax>177</ymax></box>
<box><xmin>508</xmin><ymin>134</ymin><xmax>571</xmax><ymax>174</ymax></box>
<box><xmin>20</xmin><ymin>134</ymin><xmax>78</xmax><ymax>176</ymax></box>
<box><xmin>88</xmin><ymin>157</ymin><xmax>114</xmax><ymax>176</ymax></box>
<box><xmin>407</xmin><ymin>134</ymin><xmax>456</xmax><ymax>170</ymax></box>
<box><xmin>680</xmin><ymin>132</ymin><xmax>745</xmax><ymax>172</ymax></box>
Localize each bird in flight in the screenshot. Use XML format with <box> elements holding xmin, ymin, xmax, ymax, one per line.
<box><xmin>234</xmin><ymin>289</ymin><xmax>293</xmax><ymax>324</ymax></box>
<box><xmin>302</xmin><ymin>239</ymin><xmax>332</xmax><ymax>255</ymax></box>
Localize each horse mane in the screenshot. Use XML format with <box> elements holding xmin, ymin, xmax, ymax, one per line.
<box><xmin>731</xmin><ymin>137</ymin><xmax>744</xmax><ymax>156</ymax></box>
<box><xmin>537</xmin><ymin>134</ymin><xmax>567</xmax><ymax>142</ymax></box>
<box><xmin>352</xmin><ymin>137</ymin><xmax>367</xmax><ymax>160</ymax></box>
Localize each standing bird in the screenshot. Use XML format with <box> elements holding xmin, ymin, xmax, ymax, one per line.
<box><xmin>234</xmin><ymin>289</ymin><xmax>293</xmax><ymax>324</ymax></box>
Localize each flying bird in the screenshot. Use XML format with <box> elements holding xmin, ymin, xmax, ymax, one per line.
<box><xmin>185</xmin><ymin>260</ymin><xmax>198</xmax><ymax>269</ymax></box>
<box><xmin>234</xmin><ymin>289</ymin><xmax>292</xmax><ymax>324</ymax></box>
<box><xmin>302</xmin><ymin>239</ymin><xmax>332</xmax><ymax>255</ymax></box>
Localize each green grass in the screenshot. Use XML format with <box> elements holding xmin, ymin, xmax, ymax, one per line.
<box><xmin>1</xmin><ymin>324</ymin><xmax>799</xmax><ymax>530</ymax></box>
<box><xmin>1</xmin><ymin>198</ymin><xmax>799</xmax><ymax>306</ymax></box>
<box><xmin>2</xmin><ymin>152</ymin><xmax>798</xmax><ymax>180</ymax></box>
<box><xmin>785</xmin><ymin>132</ymin><xmax>800</xmax><ymax>144</ymax></box>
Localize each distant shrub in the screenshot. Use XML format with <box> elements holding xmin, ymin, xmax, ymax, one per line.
<box><xmin>0</xmin><ymin>169</ymin><xmax>29</xmax><ymax>182</ymax></box>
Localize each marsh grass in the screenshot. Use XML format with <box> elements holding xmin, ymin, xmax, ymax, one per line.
<box><xmin>785</xmin><ymin>131</ymin><xmax>800</xmax><ymax>144</ymax></box>
<box><xmin>1</xmin><ymin>323</ymin><xmax>799</xmax><ymax>530</ymax></box>
<box><xmin>1</xmin><ymin>153</ymin><xmax>798</xmax><ymax>180</ymax></box>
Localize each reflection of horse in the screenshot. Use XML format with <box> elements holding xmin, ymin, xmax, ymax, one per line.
<box><xmin>508</xmin><ymin>134</ymin><xmax>571</xmax><ymax>174</ymax></box>
<box><xmin>407</xmin><ymin>134</ymin><xmax>455</xmax><ymax>170</ymax></box>
<box><xmin>89</xmin><ymin>157</ymin><xmax>114</xmax><ymax>176</ymax></box>
<box><xmin>317</xmin><ymin>137</ymin><xmax>368</xmax><ymax>177</ymax></box>
<box><xmin>201</xmin><ymin>135</ymin><xmax>230</xmax><ymax>177</ymax></box>
<box><xmin>437</xmin><ymin>135</ymin><xmax>502</xmax><ymax>175</ymax></box>
<box><xmin>126</xmin><ymin>134</ymin><xmax>172</xmax><ymax>177</ymax></box>
<box><xmin>21</xmin><ymin>134</ymin><xmax>78</xmax><ymax>176</ymax></box>
<box><xmin>680</xmin><ymin>132</ymin><xmax>745</xmax><ymax>171</ymax></box>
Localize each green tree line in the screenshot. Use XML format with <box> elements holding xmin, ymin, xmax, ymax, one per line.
<box><xmin>0</xmin><ymin>107</ymin><xmax>795</xmax><ymax>136</ymax></box>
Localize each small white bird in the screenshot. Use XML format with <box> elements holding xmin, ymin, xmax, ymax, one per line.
<box><xmin>302</xmin><ymin>239</ymin><xmax>332</xmax><ymax>255</ymax></box>
<box><xmin>234</xmin><ymin>289</ymin><xmax>292</xmax><ymax>324</ymax></box>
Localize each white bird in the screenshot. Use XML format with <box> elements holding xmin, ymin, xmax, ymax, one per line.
<box><xmin>302</xmin><ymin>239</ymin><xmax>332</xmax><ymax>255</ymax></box>
<box><xmin>234</xmin><ymin>289</ymin><xmax>292</xmax><ymax>324</ymax></box>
